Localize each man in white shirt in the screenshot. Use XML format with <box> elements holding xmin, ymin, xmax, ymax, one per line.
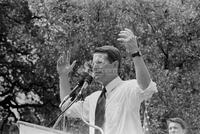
<box><xmin>57</xmin><ymin>28</ymin><xmax>157</xmax><ymax>134</ymax></box>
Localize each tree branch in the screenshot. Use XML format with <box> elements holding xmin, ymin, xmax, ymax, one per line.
<box><xmin>10</xmin><ymin>102</ymin><xmax>46</xmax><ymax>109</ymax></box>
<box><xmin>0</xmin><ymin>89</ymin><xmax>12</xmax><ymax>97</ymax></box>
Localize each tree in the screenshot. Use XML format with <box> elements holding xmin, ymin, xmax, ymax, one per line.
<box><xmin>0</xmin><ymin>0</ymin><xmax>61</xmax><ymax>132</ymax></box>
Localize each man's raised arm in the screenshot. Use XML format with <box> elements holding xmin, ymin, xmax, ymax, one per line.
<box><xmin>118</xmin><ymin>28</ymin><xmax>151</xmax><ymax>90</ymax></box>
<box><xmin>57</xmin><ymin>50</ymin><xmax>76</xmax><ymax>101</ymax></box>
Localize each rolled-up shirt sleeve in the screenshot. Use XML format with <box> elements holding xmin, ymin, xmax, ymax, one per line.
<box><xmin>64</xmin><ymin>97</ymin><xmax>90</xmax><ymax>121</ymax></box>
<box><xmin>137</xmin><ymin>80</ymin><xmax>157</xmax><ymax>102</ymax></box>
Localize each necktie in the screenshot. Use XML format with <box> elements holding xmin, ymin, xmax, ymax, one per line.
<box><xmin>95</xmin><ymin>87</ymin><xmax>106</xmax><ymax>134</ymax></box>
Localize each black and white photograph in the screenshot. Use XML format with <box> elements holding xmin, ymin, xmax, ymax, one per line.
<box><xmin>0</xmin><ymin>0</ymin><xmax>199</xmax><ymax>134</ymax></box>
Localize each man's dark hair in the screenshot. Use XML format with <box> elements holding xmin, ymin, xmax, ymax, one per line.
<box><xmin>167</xmin><ymin>117</ymin><xmax>187</xmax><ymax>130</ymax></box>
<box><xmin>94</xmin><ymin>45</ymin><xmax>121</xmax><ymax>71</ymax></box>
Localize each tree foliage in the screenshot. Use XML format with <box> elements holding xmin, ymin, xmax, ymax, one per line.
<box><xmin>0</xmin><ymin>0</ymin><xmax>61</xmax><ymax>132</ymax></box>
<box><xmin>0</xmin><ymin>0</ymin><xmax>199</xmax><ymax>134</ymax></box>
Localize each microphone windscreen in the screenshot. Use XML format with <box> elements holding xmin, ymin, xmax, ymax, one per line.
<box><xmin>81</xmin><ymin>72</ymin><xmax>90</xmax><ymax>77</ymax></box>
<box><xmin>78</xmin><ymin>72</ymin><xmax>90</xmax><ymax>86</ymax></box>
<box><xmin>85</xmin><ymin>75</ymin><xmax>93</xmax><ymax>84</ymax></box>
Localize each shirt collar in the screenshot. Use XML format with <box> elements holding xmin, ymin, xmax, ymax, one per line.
<box><xmin>105</xmin><ymin>76</ymin><xmax>122</xmax><ymax>95</ymax></box>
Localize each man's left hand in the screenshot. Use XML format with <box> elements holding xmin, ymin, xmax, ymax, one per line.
<box><xmin>117</xmin><ymin>28</ymin><xmax>139</xmax><ymax>54</ymax></box>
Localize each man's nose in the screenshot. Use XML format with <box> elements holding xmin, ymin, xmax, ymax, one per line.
<box><xmin>93</xmin><ymin>65</ymin><xmax>102</xmax><ymax>72</ymax></box>
<box><xmin>92</xmin><ymin>64</ymin><xmax>98</xmax><ymax>71</ymax></box>
<box><xmin>93</xmin><ymin>67</ymin><xmax>99</xmax><ymax>72</ymax></box>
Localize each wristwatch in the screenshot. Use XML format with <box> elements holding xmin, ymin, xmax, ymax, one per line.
<box><xmin>131</xmin><ymin>51</ymin><xmax>142</xmax><ymax>58</ymax></box>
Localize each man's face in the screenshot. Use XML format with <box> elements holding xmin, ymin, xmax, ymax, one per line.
<box><xmin>168</xmin><ymin>122</ymin><xmax>185</xmax><ymax>134</ymax></box>
<box><xmin>92</xmin><ymin>53</ymin><xmax>115</xmax><ymax>82</ymax></box>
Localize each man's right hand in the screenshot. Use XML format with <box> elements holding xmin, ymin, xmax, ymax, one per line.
<box><xmin>57</xmin><ymin>50</ymin><xmax>76</xmax><ymax>76</ymax></box>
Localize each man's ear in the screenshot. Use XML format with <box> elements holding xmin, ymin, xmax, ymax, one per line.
<box><xmin>112</xmin><ymin>61</ymin><xmax>119</xmax><ymax>68</ymax></box>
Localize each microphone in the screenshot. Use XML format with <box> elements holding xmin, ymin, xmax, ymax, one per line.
<box><xmin>77</xmin><ymin>75</ymin><xmax>93</xmax><ymax>99</ymax></box>
<box><xmin>59</xmin><ymin>72</ymin><xmax>90</xmax><ymax>108</ymax></box>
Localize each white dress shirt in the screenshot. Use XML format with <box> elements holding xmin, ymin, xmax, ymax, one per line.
<box><xmin>65</xmin><ymin>76</ymin><xmax>157</xmax><ymax>134</ymax></box>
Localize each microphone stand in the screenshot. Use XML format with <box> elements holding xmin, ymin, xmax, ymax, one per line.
<box><xmin>52</xmin><ymin>86</ymin><xmax>87</xmax><ymax>129</ymax></box>
<box><xmin>51</xmin><ymin>97</ymin><xmax>78</xmax><ymax>129</ymax></box>
<box><xmin>52</xmin><ymin>81</ymin><xmax>104</xmax><ymax>134</ymax></box>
